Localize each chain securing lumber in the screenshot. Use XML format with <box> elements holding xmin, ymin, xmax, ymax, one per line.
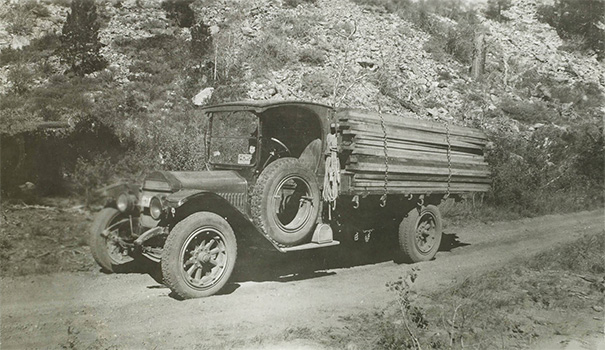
<box><xmin>379</xmin><ymin>106</ymin><xmax>388</xmax><ymax>208</ymax></box>
<box><xmin>445</xmin><ymin>120</ymin><xmax>452</xmax><ymax>199</ymax></box>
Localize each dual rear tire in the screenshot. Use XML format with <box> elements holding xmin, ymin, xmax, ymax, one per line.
<box><xmin>397</xmin><ymin>205</ymin><xmax>443</xmax><ymax>263</ymax></box>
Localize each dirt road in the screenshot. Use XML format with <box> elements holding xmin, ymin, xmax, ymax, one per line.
<box><xmin>1</xmin><ymin>210</ymin><xmax>602</xmax><ymax>349</ymax></box>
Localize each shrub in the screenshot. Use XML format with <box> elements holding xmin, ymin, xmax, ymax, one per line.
<box><xmin>301</xmin><ymin>71</ymin><xmax>332</xmax><ymax>97</ymax></box>
<box><xmin>537</xmin><ymin>0</ymin><xmax>605</xmax><ymax>59</ymax></box>
<box><xmin>485</xmin><ymin>121</ymin><xmax>604</xmax><ymax>215</ymax></box>
<box><xmin>4</xmin><ymin>1</ymin><xmax>49</xmax><ymax>35</ymax></box>
<box><xmin>190</xmin><ymin>19</ymin><xmax>213</xmax><ymax>61</ymax></box>
<box><xmin>59</xmin><ymin>0</ymin><xmax>107</xmax><ymax>76</ymax></box>
<box><xmin>499</xmin><ymin>98</ymin><xmax>557</xmax><ymax>123</ymax></box>
<box><xmin>7</xmin><ymin>65</ymin><xmax>34</xmax><ymax>95</ymax></box>
<box><xmin>161</xmin><ymin>0</ymin><xmax>194</xmax><ymax>28</ymax></box>
<box><xmin>298</xmin><ymin>47</ymin><xmax>326</xmax><ymax>65</ymax></box>
<box><xmin>484</xmin><ymin>0</ymin><xmax>512</xmax><ymax>22</ymax></box>
<box><xmin>283</xmin><ymin>0</ymin><xmax>317</xmax><ymax>8</ymax></box>
<box><xmin>246</xmin><ymin>36</ymin><xmax>295</xmax><ymax>72</ymax></box>
<box><xmin>0</xmin><ymin>48</ymin><xmax>23</xmax><ymax>67</ymax></box>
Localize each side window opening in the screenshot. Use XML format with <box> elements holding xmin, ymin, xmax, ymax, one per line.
<box><xmin>260</xmin><ymin>107</ymin><xmax>322</xmax><ymax>160</ymax></box>
<box><xmin>208</xmin><ymin>111</ymin><xmax>258</xmax><ymax>166</ymax></box>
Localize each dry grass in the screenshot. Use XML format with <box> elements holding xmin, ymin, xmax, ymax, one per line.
<box><xmin>299</xmin><ymin>232</ymin><xmax>605</xmax><ymax>349</ymax></box>
<box><xmin>0</xmin><ymin>200</ymin><xmax>95</xmax><ymax>277</ymax></box>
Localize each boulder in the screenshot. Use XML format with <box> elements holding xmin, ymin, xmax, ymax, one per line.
<box><xmin>192</xmin><ymin>87</ymin><xmax>214</xmax><ymax>106</ymax></box>
<box><xmin>10</xmin><ymin>36</ymin><xmax>30</xmax><ymax>50</ymax></box>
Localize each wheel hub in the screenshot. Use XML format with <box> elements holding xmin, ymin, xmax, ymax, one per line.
<box><xmin>415</xmin><ymin>216</ymin><xmax>435</xmax><ymax>253</ymax></box>
<box><xmin>196</xmin><ymin>250</ymin><xmax>211</xmax><ymax>264</ymax></box>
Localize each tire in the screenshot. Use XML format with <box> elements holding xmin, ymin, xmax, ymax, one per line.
<box><xmin>90</xmin><ymin>207</ymin><xmax>134</xmax><ymax>272</ymax></box>
<box><xmin>396</xmin><ymin>205</ymin><xmax>443</xmax><ymax>263</ymax></box>
<box><xmin>251</xmin><ymin>158</ymin><xmax>321</xmax><ymax>246</ymax></box>
<box><xmin>161</xmin><ymin>212</ymin><xmax>237</xmax><ymax>299</ymax></box>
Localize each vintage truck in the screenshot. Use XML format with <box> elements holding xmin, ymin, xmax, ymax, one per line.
<box><xmin>91</xmin><ymin>100</ymin><xmax>490</xmax><ymax>299</ymax></box>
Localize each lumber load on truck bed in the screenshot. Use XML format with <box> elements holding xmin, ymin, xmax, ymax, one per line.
<box><xmin>337</xmin><ymin>109</ymin><xmax>491</xmax><ymax>195</ymax></box>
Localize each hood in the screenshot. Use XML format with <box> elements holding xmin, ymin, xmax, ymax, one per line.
<box><xmin>143</xmin><ymin>170</ymin><xmax>247</xmax><ymax>193</ymax></box>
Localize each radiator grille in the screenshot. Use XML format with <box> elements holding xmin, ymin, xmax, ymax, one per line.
<box><xmin>219</xmin><ymin>192</ymin><xmax>247</xmax><ymax>212</ymax></box>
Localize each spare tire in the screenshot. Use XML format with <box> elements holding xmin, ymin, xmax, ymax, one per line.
<box><xmin>251</xmin><ymin>158</ymin><xmax>321</xmax><ymax>246</ymax></box>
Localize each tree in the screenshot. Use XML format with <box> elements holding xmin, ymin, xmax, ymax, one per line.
<box><xmin>190</xmin><ymin>19</ymin><xmax>212</xmax><ymax>60</ymax></box>
<box><xmin>538</xmin><ymin>0</ymin><xmax>605</xmax><ymax>59</ymax></box>
<box><xmin>470</xmin><ymin>32</ymin><xmax>486</xmax><ymax>80</ymax></box>
<box><xmin>485</xmin><ymin>0</ymin><xmax>511</xmax><ymax>22</ymax></box>
<box><xmin>161</xmin><ymin>0</ymin><xmax>194</xmax><ymax>28</ymax></box>
<box><xmin>59</xmin><ymin>0</ymin><xmax>106</xmax><ymax>76</ymax></box>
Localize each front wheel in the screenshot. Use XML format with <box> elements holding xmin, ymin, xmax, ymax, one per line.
<box><xmin>161</xmin><ymin>212</ymin><xmax>237</xmax><ymax>299</ymax></box>
<box><xmin>396</xmin><ymin>205</ymin><xmax>443</xmax><ymax>263</ymax></box>
<box><xmin>90</xmin><ymin>208</ymin><xmax>135</xmax><ymax>272</ymax></box>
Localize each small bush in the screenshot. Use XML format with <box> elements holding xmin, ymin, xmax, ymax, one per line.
<box><xmin>499</xmin><ymin>98</ymin><xmax>556</xmax><ymax>123</ymax></box>
<box><xmin>7</xmin><ymin>65</ymin><xmax>34</xmax><ymax>95</ymax></box>
<box><xmin>161</xmin><ymin>0</ymin><xmax>194</xmax><ymax>28</ymax></box>
<box><xmin>4</xmin><ymin>1</ymin><xmax>49</xmax><ymax>35</ymax></box>
<box><xmin>283</xmin><ymin>0</ymin><xmax>317</xmax><ymax>8</ymax></box>
<box><xmin>484</xmin><ymin>0</ymin><xmax>512</xmax><ymax>22</ymax></box>
<box><xmin>301</xmin><ymin>71</ymin><xmax>332</xmax><ymax>97</ymax></box>
<box><xmin>298</xmin><ymin>47</ymin><xmax>326</xmax><ymax>65</ymax></box>
<box><xmin>190</xmin><ymin>19</ymin><xmax>213</xmax><ymax>61</ymax></box>
<box><xmin>27</xmin><ymin>2</ymin><xmax>51</xmax><ymax>18</ymax></box>
<box><xmin>0</xmin><ymin>49</ymin><xmax>23</xmax><ymax>67</ymax></box>
<box><xmin>245</xmin><ymin>36</ymin><xmax>295</xmax><ymax>72</ymax></box>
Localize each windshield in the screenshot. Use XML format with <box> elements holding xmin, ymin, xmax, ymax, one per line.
<box><xmin>208</xmin><ymin>111</ymin><xmax>258</xmax><ymax>166</ymax></box>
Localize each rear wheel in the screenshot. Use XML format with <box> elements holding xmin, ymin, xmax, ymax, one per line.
<box><xmin>396</xmin><ymin>205</ymin><xmax>442</xmax><ymax>263</ymax></box>
<box><xmin>89</xmin><ymin>208</ymin><xmax>135</xmax><ymax>272</ymax></box>
<box><xmin>161</xmin><ymin>212</ymin><xmax>237</xmax><ymax>299</ymax></box>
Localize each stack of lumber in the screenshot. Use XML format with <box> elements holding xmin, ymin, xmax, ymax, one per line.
<box><xmin>338</xmin><ymin>109</ymin><xmax>491</xmax><ymax>194</ymax></box>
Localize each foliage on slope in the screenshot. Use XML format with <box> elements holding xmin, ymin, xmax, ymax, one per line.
<box><xmin>0</xmin><ymin>0</ymin><xmax>602</xmax><ymax>214</ymax></box>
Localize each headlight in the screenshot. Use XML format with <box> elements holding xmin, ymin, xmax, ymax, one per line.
<box><xmin>149</xmin><ymin>196</ymin><xmax>165</xmax><ymax>220</ymax></box>
<box><xmin>116</xmin><ymin>193</ymin><xmax>137</xmax><ymax>213</ymax></box>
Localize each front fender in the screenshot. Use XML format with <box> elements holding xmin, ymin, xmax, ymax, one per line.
<box><xmin>164</xmin><ymin>191</ymin><xmax>277</xmax><ymax>250</ymax></box>
<box><xmin>96</xmin><ymin>182</ymin><xmax>140</xmax><ymax>207</ymax></box>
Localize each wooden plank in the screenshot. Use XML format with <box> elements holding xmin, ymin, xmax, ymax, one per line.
<box><xmin>339</xmin><ymin>109</ymin><xmax>488</xmax><ymax>139</ymax></box>
<box><xmin>342</xmin><ymin>132</ymin><xmax>484</xmax><ymax>154</ymax></box>
<box><xmin>341</xmin><ymin>141</ymin><xmax>481</xmax><ymax>158</ymax></box>
<box><xmin>346</xmin><ymin>163</ymin><xmax>491</xmax><ymax>177</ymax></box>
<box><xmin>347</xmin><ymin>161</ymin><xmax>489</xmax><ymax>174</ymax></box>
<box><xmin>348</xmin><ymin>148</ymin><xmax>487</xmax><ymax>164</ymax></box>
<box><xmin>346</xmin><ymin>128</ymin><xmax>485</xmax><ymax>149</ymax></box>
<box><xmin>347</xmin><ymin>184</ymin><xmax>491</xmax><ymax>194</ymax></box>
<box><xmin>352</xmin><ymin>180</ymin><xmax>491</xmax><ymax>189</ymax></box>
<box><xmin>340</xmin><ymin>120</ymin><xmax>488</xmax><ymax>146</ymax></box>
<box><xmin>347</xmin><ymin>156</ymin><xmax>490</xmax><ymax>171</ymax></box>
<box><xmin>347</xmin><ymin>139</ymin><xmax>484</xmax><ymax>156</ymax></box>
<box><xmin>338</xmin><ymin>109</ymin><xmax>487</xmax><ymax>139</ymax></box>
<box><xmin>353</xmin><ymin>173</ymin><xmax>492</xmax><ymax>184</ymax></box>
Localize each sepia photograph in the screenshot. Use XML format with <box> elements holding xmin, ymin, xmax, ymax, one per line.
<box><xmin>0</xmin><ymin>0</ymin><xmax>603</xmax><ymax>348</ymax></box>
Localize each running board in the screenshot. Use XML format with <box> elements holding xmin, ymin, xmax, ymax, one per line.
<box><xmin>278</xmin><ymin>223</ymin><xmax>340</xmax><ymax>252</ymax></box>
<box><xmin>280</xmin><ymin>240</ymin><xmax>340</xmax><ymax>252</ymax></box>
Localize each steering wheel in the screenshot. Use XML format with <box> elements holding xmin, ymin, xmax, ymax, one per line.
<box><xmin>261</xmin><ymin>138</ymin><xmax>291</xmax><ymax>170</ymax></box>
<box><xmin>269</xmin><ymin>137</ymin><xmax>291</xmax><ymax>156</ymax></box>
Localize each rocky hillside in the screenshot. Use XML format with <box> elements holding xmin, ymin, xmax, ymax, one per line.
<box><xmin>2</xmin><ymin>0</ymin><xmax>603</xmax><ymax>125</ymax></box>
<box><xmin>0</xmin><ymin>0</ymin><xmax>603</xmax><ymax>213</ymax></box>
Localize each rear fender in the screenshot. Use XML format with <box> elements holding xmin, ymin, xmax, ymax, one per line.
<box><xmin>164</xmin><ymin>190</ymin><xmax>277</xmax><ymax>250</ymax></box>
